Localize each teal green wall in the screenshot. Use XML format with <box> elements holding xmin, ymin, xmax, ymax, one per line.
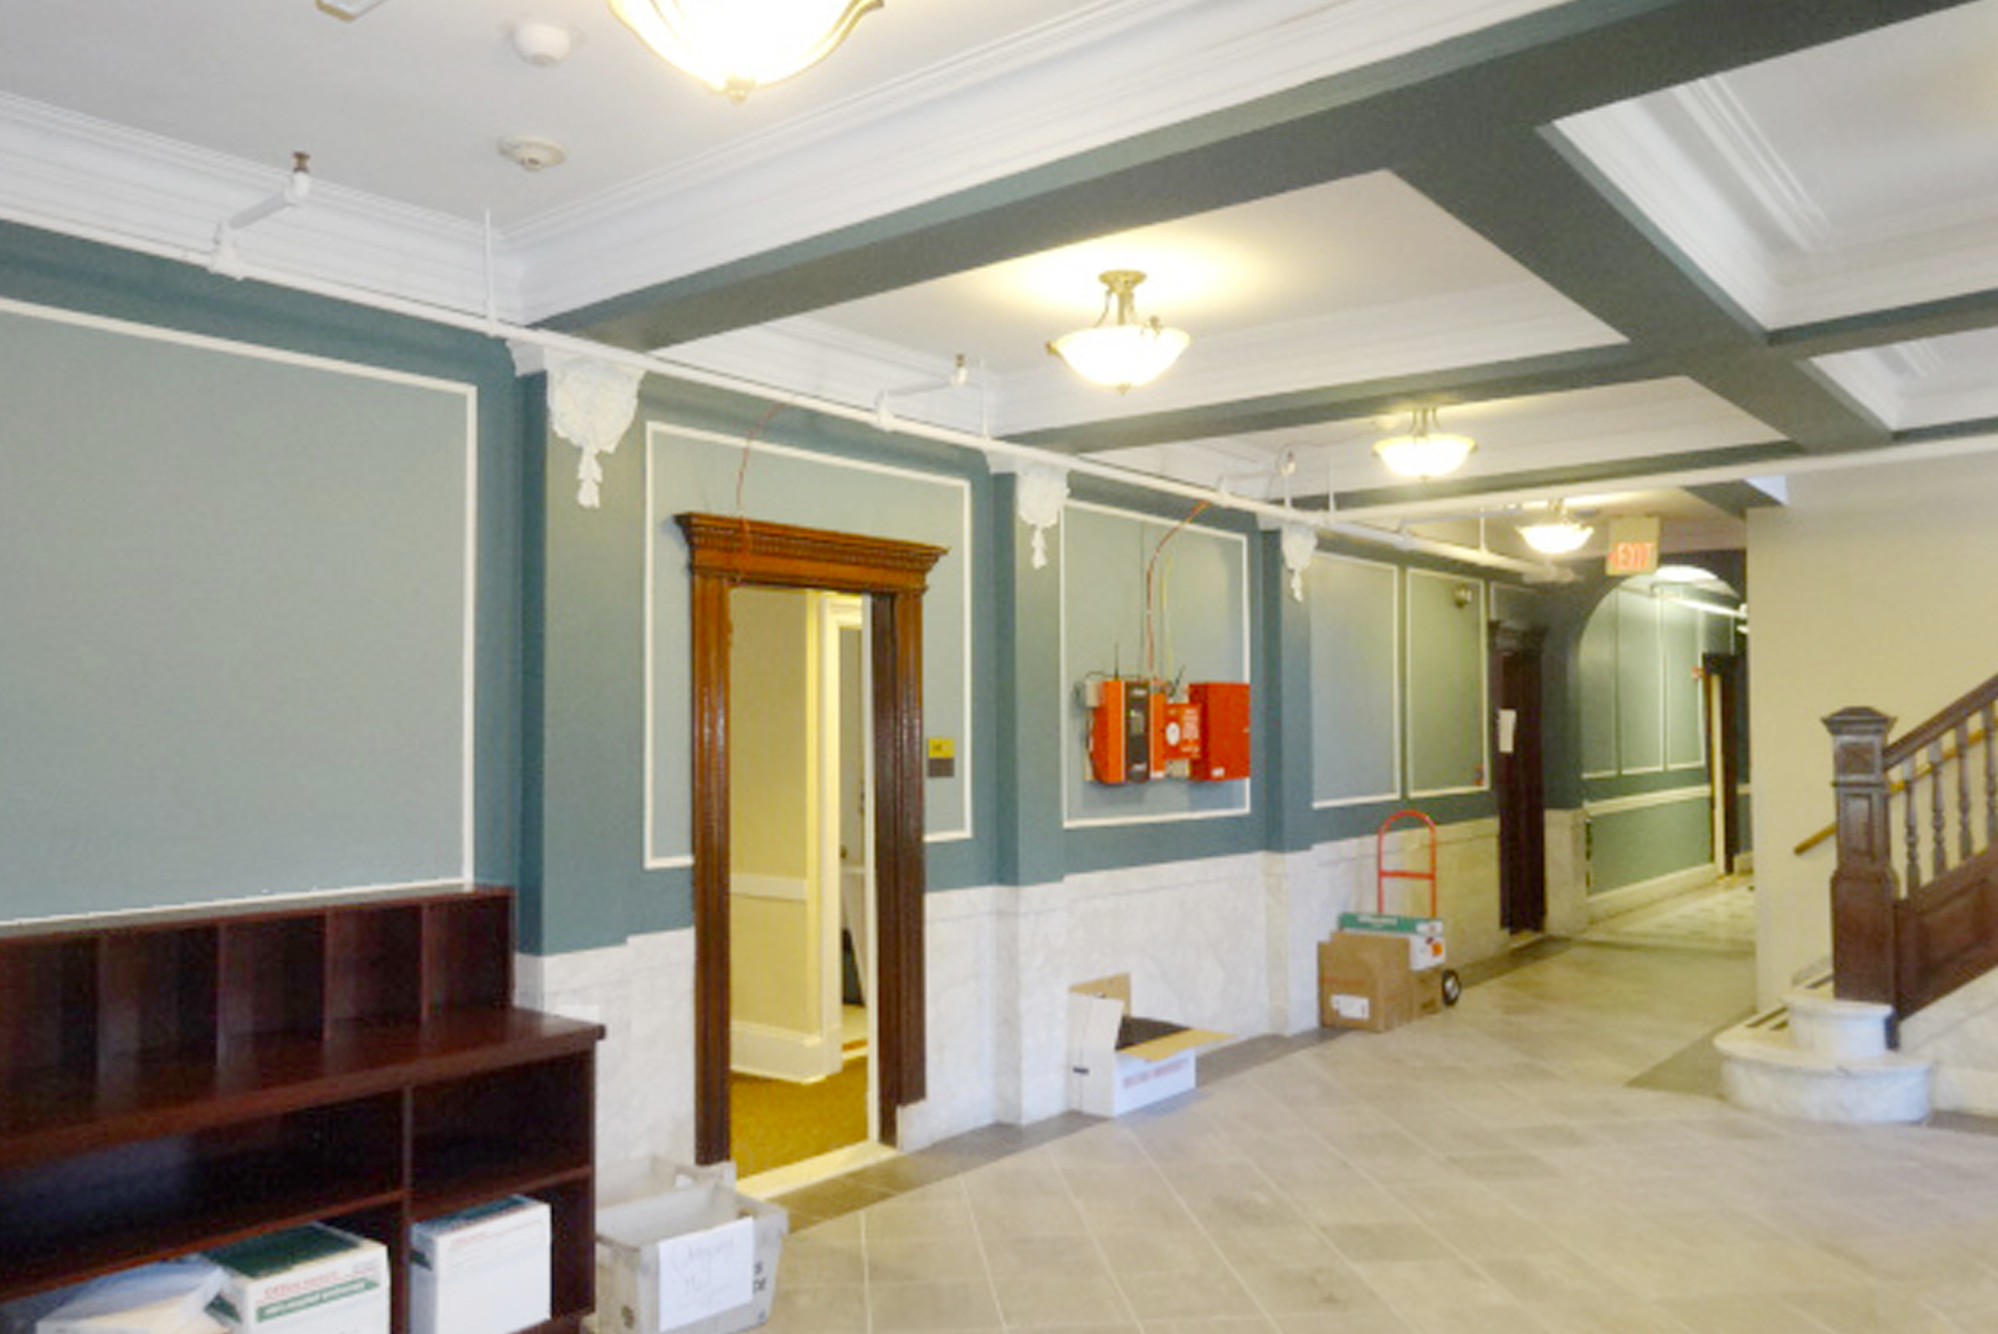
<box><xmin>0</xmin><ymin>223</ymin><xmax>528</xmax><ymax>929</ymax></box>
<box><xmin>0</xmin><ymin>220</ymin><xmax>1587</xmax><ymax>957</ymax></box>
<box><xmin>1565</xmin><ymin>576</ymin><xmax>1747</xmax><ymax>896</ymax></box>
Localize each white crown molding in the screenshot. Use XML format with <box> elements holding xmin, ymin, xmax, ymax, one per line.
<box><xmin>511</xmin><ymin>0</ymin><xmax>1565</xmax><ymax>323</ymax></box>
<box><xmin>1816</xmin><ymin>339</ymin><xmax>1998</xmax><ymax>433</ymax></box>
<box><xmin>1554</xmin><ymin>98</ymin><xmax>1785</xmax><ymax>329</ymax></box>
<box><xmin>1671</xmin><ymin>79</ymin><xmax>1832</xmax><ymax>255</ymax></box>
<box><xmin>0</xmin><ymin>94</ymin><xmax>518</xmax><ymax>319</ymax></box>
<box><xmin>660</xmin><ymin>320</ymin><xmax>992</xmax><ymax>436</ymax></box>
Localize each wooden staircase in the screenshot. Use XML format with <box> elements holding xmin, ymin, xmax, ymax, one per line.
<box><xmin>1719</xmin><ymin>672</ymin><xmax>1998</xmax><ymax>1123</ymax></box>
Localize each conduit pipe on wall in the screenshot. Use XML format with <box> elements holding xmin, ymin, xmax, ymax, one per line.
<box><xmin>63</xmin><ymin>202</ymin><xmax>1998</xmax><ymax>582</ymax></box>
<box><xmin>7</xmin><ymin>200</ymin><xmax>1572</xmax><ymax>578</ymax></box>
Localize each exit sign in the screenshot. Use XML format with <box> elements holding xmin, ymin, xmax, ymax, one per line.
<box><xmin>1605</xmin><ymin>516</ymin><xmax>1661</xmax><ymax>575</ymax></box>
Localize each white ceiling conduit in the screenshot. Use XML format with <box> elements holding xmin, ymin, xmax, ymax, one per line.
<box><xmin>23</xmin><ymin>195</ymin><xmax>1996</xmax><ymax>584</ymax></box>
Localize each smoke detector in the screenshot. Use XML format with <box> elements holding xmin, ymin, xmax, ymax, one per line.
<box><xmin>499</xmin><ymin>136</ymin><xmax>567</xmax><ymax>172</ymax></box>
<box><xmin>511</xmin><ymin>22</ymin><xmax>573</xmax><ymax>66</ymax></box>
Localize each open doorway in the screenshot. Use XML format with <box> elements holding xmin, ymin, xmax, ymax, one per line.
<box><xmin>725</xmin><ymin>589</ymin><xmax>875</xmax><ymax>1180</ymax></box>
<box><xmin>680</xmin><ymin>513</ymin><xmax>943</xmax><ymax>1170</ymax></box>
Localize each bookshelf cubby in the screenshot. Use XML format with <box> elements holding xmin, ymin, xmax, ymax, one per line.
<box><xmin>0</xmin><ymin>885</ymin><xmax>602</xmax><ymax>1334</ymax></box>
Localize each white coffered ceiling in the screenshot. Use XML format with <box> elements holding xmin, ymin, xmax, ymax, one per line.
<box><xmin>5</xmin><ymin>0</ymin><xmax>1997</xmax><ymax>570</ymax></box>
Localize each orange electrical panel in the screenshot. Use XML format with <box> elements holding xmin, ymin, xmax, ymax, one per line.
<box><xmin>1089</xmin><ymin>678</ymin><xmax>1151</xmax><ymax>784</ymax></box>
<box><xmin>1188</xmin><ymin>681</ymin><xmax>1250</xmax><ymax>781</ymax></box>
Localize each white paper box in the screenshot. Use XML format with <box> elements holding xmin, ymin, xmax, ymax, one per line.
<box><xmin>411</xmin><ymin>1197</ymin><xmax>551</xmax><ymax>1334</ymax></box>
<box><xmin>596</xmin><ymin>1165</ymin><xmax>786</xmax><ymax>1334</ymax></box>
<box><xmin>1065</xmin><ymin>975</ymin><xmax>1228</xmax><ymax>1118</ymax></box>
<box><xmin>206</xmin><ymin>1224</ymin><xmax>388</xmax><ymax>1334</ymax></box>
<box><xmin>36</xmin><ymin>1261</ymin><xmax>225</xmax><ymax>1334</ymax></box>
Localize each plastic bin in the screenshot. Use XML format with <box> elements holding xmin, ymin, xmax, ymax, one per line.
<box><xmin>595</xmin><ymin>1162</ymin><xmax>786</xmax><ymax>1334</ymax></box>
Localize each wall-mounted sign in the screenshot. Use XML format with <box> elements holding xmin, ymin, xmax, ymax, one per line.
<box><xmin>1605</xmin><ymin>515</ymin><xmax>1661</xmax><ymax>576</ymax></box>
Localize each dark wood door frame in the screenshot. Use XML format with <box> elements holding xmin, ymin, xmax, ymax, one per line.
<box><xmin>678</xmin><ymin>513</ymin><xmax>946</xmax><ymax>1166</ymax></box>
<box><xmin>1703</xmin><ymin>651</ymin><xmax>1745</xmax><ymax>876</ymax></box>
<box><xmin>1491</xmin><ymin>625</ymin><xmax>1547</xmax><ymax>934</ymax></box>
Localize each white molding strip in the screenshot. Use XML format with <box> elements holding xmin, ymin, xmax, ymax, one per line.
<box><xmin>1058</xmin><ymin>498</ymin><xmax>1254</xmax><ymax>831</ymax></box>
<box><xmin>730</xmin><ymin>1021</ymin><xmax>841</xmax><ymax>1084</ymax></box>
<box><xmin>1404</xmin><ymin>569</ymin><xmax>1489</xmax><ymax>800</ymax></box>
<box><xmin>0</xmin><ymin>294</ymin><xmax>479</xmax><ymax>905</ymax></box>
<box><xmin>1584</xmin><ymin>785</ymin><xmax>1711</xmax><ymax>818</ymax></box>
<box><xmin>730</xmin><ymin>874</ymin><xmax>809</xmax><ymax>904</ymax></box>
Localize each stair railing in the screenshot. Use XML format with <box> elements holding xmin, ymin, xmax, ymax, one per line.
<box><xmin>1824</xmin><ymin>670</ymin><xmax>1998</xmax><ymax>1022</ymax></box>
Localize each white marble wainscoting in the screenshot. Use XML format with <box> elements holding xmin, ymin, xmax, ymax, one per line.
<box><xmin>892</xmin><ymin>886</ymin><xmax>1002</xmax><ymax>1151</ymax></box>
<box><xmin>516</xmin><ymin>929</ymin><xmax>698</xmax><ymax>1179</ymax></box>
<box><xmin>513</xmin><ymin>829</ymin><xmax>1509</xmax><ymax>1175</ymax></box>
<box><xmin>1544</xmin><ymin>807</ymin><xmax>1591</xmax><ymax>936</ymax></box>
<box><xmin>1266</xmin><ymin>839</ymin><xmax>1374</xmax><ymax>1034</ymax></box>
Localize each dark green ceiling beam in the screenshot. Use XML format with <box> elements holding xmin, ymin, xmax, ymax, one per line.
<box><xmin>1327</xmin><ymin>442</ymin><xmax>1803</xmax><ymax>513</ymax></box>
<box><xmin>1770</xmin><ymin>286</ymin><xmax>1998</xmax><ymax>358</ymax></box>
<box><xmin>549</xmin><ymin>0</ymin><xmax>1971</xmax><ymax>351</ymax></box>
<box><xmin>1008</xmin><ymin>346</ymin><xmax>1662</xmax><ymax>454</ymax></box>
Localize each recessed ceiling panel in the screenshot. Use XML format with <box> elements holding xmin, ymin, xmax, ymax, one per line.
<box><xmin>1557</xmin><ymin>0</ymin><xmax>1998</xmax><ymax>329</ymax></box>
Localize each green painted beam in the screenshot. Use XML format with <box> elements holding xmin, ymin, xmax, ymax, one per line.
<box><xmin>549</xmin><ymin>0</ymin><xmax>1972</xmax><ymax>351</ymax></box>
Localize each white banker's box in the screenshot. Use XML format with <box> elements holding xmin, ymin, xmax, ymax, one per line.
<box><xmin>410</xmin><ymin>1197</ymin><xmax>551</xmax><ymax>1334</ymax></box>
<box><xmin>1065</xmin><ymin>974</ymin><xmax>1229</xmax><ymax>1117</ymax></box>
<box><xmin>205</xmin><ymin>1224</ymin><xmax>388</xmax><ymax>1334</ymax></box>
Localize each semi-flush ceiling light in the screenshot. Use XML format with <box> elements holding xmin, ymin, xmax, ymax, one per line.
<box><xmin>1046</xmin><ymin>270</ymin><xmax>1191</xmax><ymax>393</ymax></box>
<box><xmin>609</xmin><ymin>0</ymin><xmax>881</xmax><ymax>102</ymax></box>
<box><xmin>1518</xmin><ymin>502</ymin><xmax>1593</xmax><ymax>555</ymax></box>
<box><xmin>1373</xmin><ymin>407</ymin><xmax>1475</xmax><ymax>479</ymax></box>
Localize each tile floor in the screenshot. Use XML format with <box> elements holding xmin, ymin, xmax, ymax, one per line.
<box><xmin>757</xmin><ymin>932</ymin><xmax>1998</xmax><ymax>1333</ymax></box>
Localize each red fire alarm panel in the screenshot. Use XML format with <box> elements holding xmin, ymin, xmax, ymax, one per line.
<box><xmin>1088</xmin><ymin>678</ymin><xmax>1151</xmax><ymax>784</ymax></box>
<box><xmin>1149</xmin><ymin>693</ymin><xmax>1203</xmax><ymax>773</ymax></box>
<box><xmin>1188</xmin><ymin>681</ymin><xmax>1250</xmax><ymax>781</ymax></box>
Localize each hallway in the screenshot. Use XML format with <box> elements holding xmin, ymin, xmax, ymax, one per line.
<box><xmin>760</xmin><ymin>935</ymin><xmax>1998</xmax><ymax>1333</ymax></box>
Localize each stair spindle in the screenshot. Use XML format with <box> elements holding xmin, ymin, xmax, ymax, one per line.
<box><xmin>1985</xmin><ymin>704</ymin><xmax>1996</xmax><ymax>850</ymax></box>
<box><xmin>1932</xmin><ymin>742</ymin><xmax>1949</xmax><ymax>877</ymax></box>
<box><xmin>1904</xmin><ymin>757</ymin><xmax>1923</xmax><ymax>890</ymax></box>
<box><xmin>1960</xmin><ymin>722</ymin><xmax>1976</xmax><ymax>864</ymax></box>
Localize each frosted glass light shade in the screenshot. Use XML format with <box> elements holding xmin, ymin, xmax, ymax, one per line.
<box><xmin>1518</xmin><ymin>513</ymin><xmax>1593</xmax><ymax>554</ymax></box>
<box><xmin>1372</xmin><ymin>429</ymin><xmax>1475</xmax><ymax>479</ymax></box>
<box><xmin>1048</xmin><ymin>322</ymin><xmax>1191</xmax><ymax>393</ymax></box>
<box><xmin>1047</xmin><ymin>269</ymin><xmax>1190</xmax><ymax>393</ymax></box>
<box><xmin>610</xmin><ymin>0</ymin><xmax>881</xmax><ymax>100</ymax></box>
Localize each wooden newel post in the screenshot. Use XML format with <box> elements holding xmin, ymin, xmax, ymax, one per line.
<box><xmin>1824</xmin><ymin>707</ymin><xmax>1898</xmax><ymax>1010</ymax></box>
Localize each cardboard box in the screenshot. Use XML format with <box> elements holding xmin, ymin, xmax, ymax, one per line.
<box><xmin>1066</xmin><ymin>974</ymin><xmax>1229</xmax><ymax>1117</ymax></box>
<box><xmin>596</xmin><ymin>1163</ymin><xmax>786</xmax><ymax>1334</ymax></box>
<box><xmin>411</xmin><ymin>1197</ymin><xmax>551</xmax><ymax>1334</ymax></box>
<box><xmin>1319</xmin><ymin>933</ymin><xmax>1414</xmax><ymax>1032</ymax></box>
<box><xmin>206</xmin><ymin>1225</ymin><xmax>387</xmax><ymax>1334</ymax></box>
<box><xmin>1337</xmin><ymin>911</ymin><xmax>1447</xmax><ymax>970</ymax></box>
<box><xmin>1412</xmin><ymin>965</ymin><xmax>1444</xmax><ymax>1018</ymax></box>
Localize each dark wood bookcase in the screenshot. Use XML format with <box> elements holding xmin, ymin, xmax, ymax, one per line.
<box><xmin>0</xmin><ymin>886</ymin><xmax>603</xmax><ymax>1334</ymax></box>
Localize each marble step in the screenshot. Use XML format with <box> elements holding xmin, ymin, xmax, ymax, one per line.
<box><xmin>1715</xmin><ymin>994</ymin><xmax>1931</xmax><ymax>1124</ymax></box>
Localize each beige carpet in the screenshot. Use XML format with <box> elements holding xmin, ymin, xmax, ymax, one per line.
<box><xmin>730</xmin><ymin>1058</ymin><xmax>869</xmax><ymax>1179</ymax></box>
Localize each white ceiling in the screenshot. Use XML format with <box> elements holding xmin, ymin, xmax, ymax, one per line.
<box><xmin>5</xmin><ymin>0</ymin><xmax>1998</xmax><ymax>571</ymax></box>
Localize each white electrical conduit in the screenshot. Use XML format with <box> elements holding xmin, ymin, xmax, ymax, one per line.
<box><xmin>42</xmin><ymin>199</ymin><xmax>1992</xmax><ymax>580</ymax></box>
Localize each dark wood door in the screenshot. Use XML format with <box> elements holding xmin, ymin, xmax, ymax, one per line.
<box><xmin>1492</xmin><ymin>629</ymin><xmax>1546</xmax><ymax>933</ymax></box>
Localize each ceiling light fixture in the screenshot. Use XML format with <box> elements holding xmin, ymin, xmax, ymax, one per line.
<box><xmin>608</xmin><ymin>0</ymin><xmax>881</xmax><ymax>102</ymax></box>
<box><xmin>1046</xmin><ymin>270</ymin><xmax>1190</xmax><ymax>394</ymax></box>
<box><xmin>1373</xmin><ymin>407</ymin><xmax>1475</xmax><ymax>479</ymax></box>
<box><xmin>1518</xmin><ymin>502</ymin><xmax>1593</xmax><ymax>556</ymax></box>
